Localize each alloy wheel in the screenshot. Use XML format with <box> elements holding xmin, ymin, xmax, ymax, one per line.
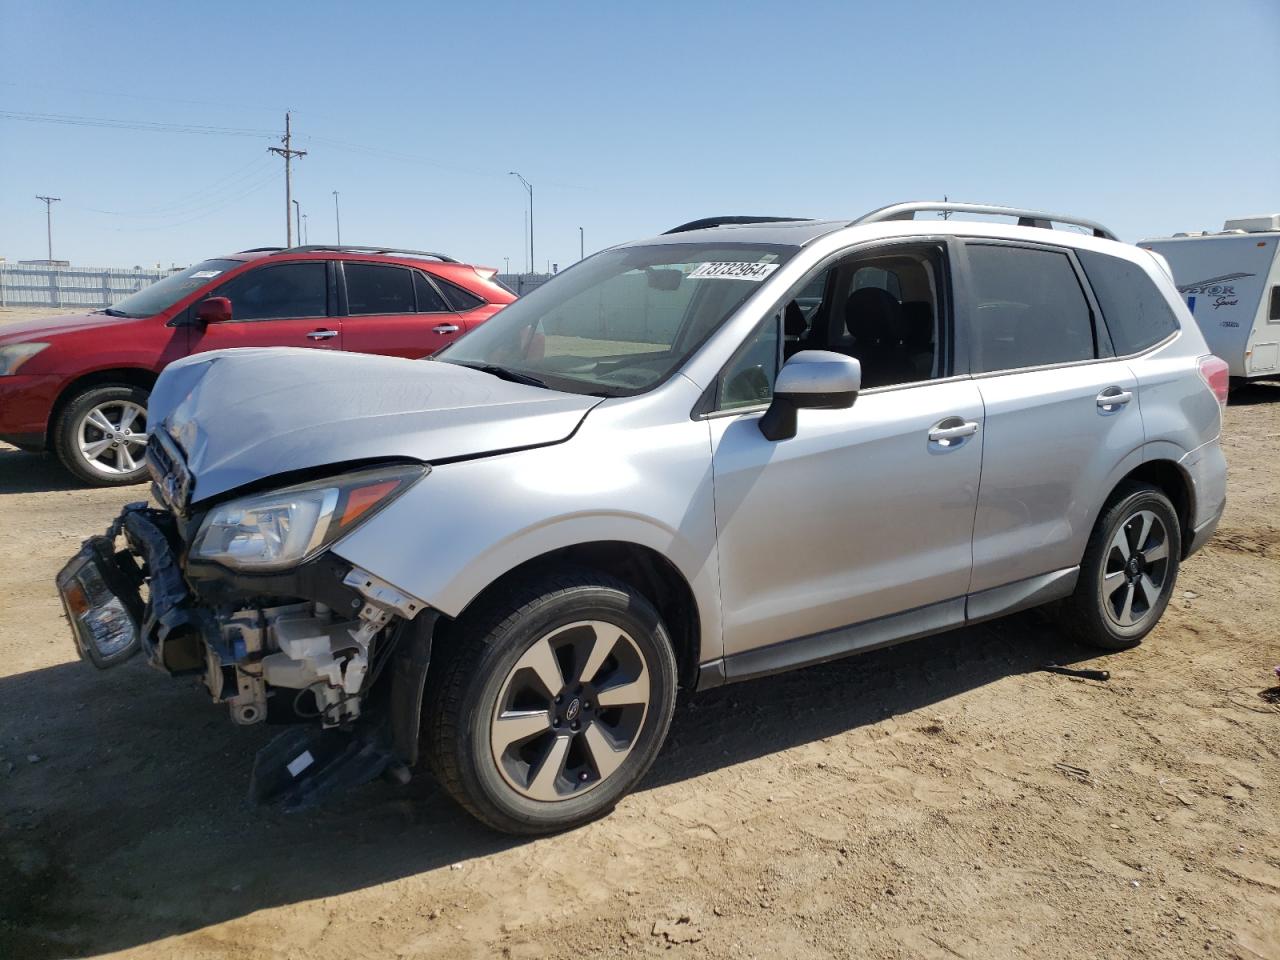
<box><xmin>490</xmin><ymin>620</ymin><xmax>651</xmax><ymax>802</ymax></box>
<box><xmin>77</xmin><ymin>400</ymin><xmax>148</xmax><ymax>476</ymax></box>
<box><xmin>1100</xmin><ymin>508</ymin><xmax>1171</xmax><ymax>628</ymax></box>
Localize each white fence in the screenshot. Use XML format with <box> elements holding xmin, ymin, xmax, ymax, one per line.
<box><xmin>0</xmin><ymin>263</ymin><xmax>178</xmax><ymax>309</ymax></box>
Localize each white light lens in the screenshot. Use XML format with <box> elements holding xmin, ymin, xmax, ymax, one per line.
<box><xmin>193</xmin><ymin>488</ymin><xmax>338</xmax><ymax>571</ymax></box>
<box><xmin>0</xmin><ymin>342</ymin><xmax>50</xmax><ymax>376</ymax></box>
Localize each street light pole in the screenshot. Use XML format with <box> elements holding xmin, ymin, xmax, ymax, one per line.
<box><xmin>504</xmin><ymin>256</ymin><xmax>510</xmax><ymax>274</ymax></box>
<box><xmin>579</xmin><ymin>226</ymin><xmax>584</xmax><ymax>261</ymax></box>
<box><xmin>36</xmin><ymin>195</ymin><xmax>61</xmax><ymax>262</ymax></box>
<box><xmin>292</xmin><ymin>199</ymin><xmax>302</xmax><ymax>247</ymax></box>
<box><xmin>332</xmin><ymin>190</ymin><xmax>342</xmax><ymax>245</ymax></box>
<box><xmin>301</xmin><ymin>212</ymin><xmax>309</xmax><ymax>244</ymax></box>
<box><xmin>509</xmin><ymin>171</ymin><xmax>533</xmax><ymax>275</ymax></box>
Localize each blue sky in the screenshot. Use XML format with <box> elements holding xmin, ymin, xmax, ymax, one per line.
<box><xmin>1</xmin><ymin>0</ymin><xmax>1277</xmax><ymax>270</ymax></box>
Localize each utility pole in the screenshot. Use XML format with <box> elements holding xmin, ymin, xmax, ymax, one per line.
<box><xmin>332</xmin><ymin>191</ymin><xmax>342</xmax><ymax>245</ymax></box>
<box><xmin>292</xmin><ymin>199</ymin><xmax>302</xmax><ymax>246</ymax></box>
<box><xmin>579</xmin><ymin>226</ymin><xmax>584</xmax><ymax>261</ymax></box>
<box><xmin>36</xmin><ymin>195</ymin><xmax>61</xmax><ymax>262</ymax></box>
<box><xmin>939</xmin><ymin>194</ymin><xmax>950</xmax><ymax>220</ymax></box>
<box><xmin>510</xmin><ymin>172</ymin><xmax>533</xmax><ymax>275</ymax></box>
<box><xmin>268</xmin><ymin>112</ymin><xmax>306</xmax><ymax>246</ymax></box>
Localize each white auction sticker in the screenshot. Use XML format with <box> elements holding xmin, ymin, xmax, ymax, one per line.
<box><xmin>687</xmin><ymin>261</ymin><xmax>780</xmax><ymax>281</ymax></box>
<box><xmin>190</xmin><ymin>270</ymin><xmax>223</xmax><ymax>279</ymax></box>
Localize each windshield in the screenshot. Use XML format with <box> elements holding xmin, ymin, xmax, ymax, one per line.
<box><xmin>105</xmin><ymin>259</ymin><xmax>241</xmax><ymax>318</ymax></box>
<box><xmin>435</xmin><ymin>243</ymin><xmax>798</xmax><ymax>396</ymax></box>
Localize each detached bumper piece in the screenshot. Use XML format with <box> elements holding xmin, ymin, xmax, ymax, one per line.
<box><xmin>56</xmin><ymin>503</ymin><xmax>212</xmax><ymax>673</ymax></box>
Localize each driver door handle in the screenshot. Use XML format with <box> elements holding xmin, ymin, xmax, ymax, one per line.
<box><xmin>928</xmin><ymin>419</ymin><xmax>979</xmax><ymax>445</ymax></box>
<box><xmin>432</xmin><ymin>323</ymin><xmax>460</xmax><ymax>335</ymax></box>
<box><xmin>307</xmin><ymin>329</ymin><xmax>339</xmax><ymax>341</ymax></box>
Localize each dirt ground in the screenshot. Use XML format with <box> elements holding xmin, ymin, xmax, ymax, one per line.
<box><xmin>1</xmin><ymin>309</ymin><xmax>1278</xmax><ymax>958</ymax></box>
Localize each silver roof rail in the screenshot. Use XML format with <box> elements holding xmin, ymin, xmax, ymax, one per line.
<box><xmin>854</xmin><ymin>201</ymin><xmax>1119</xmax><ymax>242</ymax></box>
<box><xmin>276</xmin><ymin>245</ymin><xmax>459</xmax><ymax>263</ymax></box>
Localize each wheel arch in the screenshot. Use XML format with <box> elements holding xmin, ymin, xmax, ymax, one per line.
<box><xmin>438</xmin><ymin>540</ymin><xmax>704</xmax><ymax>690</ymax></box>
<box><xmin>45</xmin><ymin>367</ymin><xmax>159</xmax><ymax>447</ymax></box>
<box><xmin>1100</xmin><ymin>457</ymin><xmax>1196</xmax><ymax>559</ymax></box>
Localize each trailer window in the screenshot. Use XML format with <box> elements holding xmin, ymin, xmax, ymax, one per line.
<box><xmin>1076</xmin><ymin>250</ymin><xmax>1180</xmax><ymax>355</ymax></box>
<box><xmin>1270</xmin><ymin>286</ymin><xmax>1280</xmax><ymax>323</ymax></box>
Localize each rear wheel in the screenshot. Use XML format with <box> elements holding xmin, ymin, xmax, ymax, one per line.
<box><xmin>53</xmin><ymin>384</ymin><xmax>151</xmax><ymax>486</ymax></box>
<box><xmin>1062</xmin><ymin>482</ymin><xmax>1181</xmax><ymax>650</ymax></box>
<box><xmin>426</xmin><ymin>567</ymin><xmax>678</xmax><ymax>834</ymax></box>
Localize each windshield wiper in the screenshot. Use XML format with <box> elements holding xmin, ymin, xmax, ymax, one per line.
<box><xmin>456</xmin><ymin>361</ymin><xmax>547</xmax><ymax>389</ymax></box>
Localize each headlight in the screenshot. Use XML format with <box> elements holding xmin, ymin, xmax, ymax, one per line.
<box><xmin>0</xmin><ymin>342</ymin><xmax>50</xmax><ymax>376</ymax></box>
<box><xmin>190</xmin><ymin>463</ymin><xmax>427</xmax><ymax>571</ymax></box>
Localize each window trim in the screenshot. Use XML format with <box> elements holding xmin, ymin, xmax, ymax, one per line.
<box><xmin>411</xmin><ymin>268</ymin><xmax>454</xmax><ymax>315</ymax></box>
<box><xmin>955</xmin><ymin>237</ymin><xmax>1111</xmax><ymax>376</ymax></box>
<box><xmin>205</xmin><ymin>259</ymin><xmax>333</xmax><ymax>324</ymax></box>
<box><xmin>694</xmin><ymin>236</ymin><xmax>960</xmax><ymax>419</ymax></box>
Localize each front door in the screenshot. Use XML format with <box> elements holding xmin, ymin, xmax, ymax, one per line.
<box><xmin>188</xmin><ymin>260</ymin><xmax>340</xmax><ymax>354</ymax></box>
<box><xmin>710</xmin><ymin>240</ymin><xmax>983</xmax><ymax>661</ymax></box>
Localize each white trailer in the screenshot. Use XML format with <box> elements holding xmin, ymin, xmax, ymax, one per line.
<box><xmin>1140</xmin><ymin>214</ymin><xmax>1280</xmax><ymax>385</ymax></box>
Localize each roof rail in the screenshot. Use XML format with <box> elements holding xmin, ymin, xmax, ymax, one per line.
<box><xmin>664</xmin><ymin>215</ymin><xmax>810</xmax><ymax>235</ymax></box>
<box><xmin>237</xmin><ymin>246</ymin><xmax>286</xmax><ymax>253</ymax></box>
<box><xmin>274</xmin><ymin>245</ymin><xmax>459</xmax><ymax>263</ymax></box>
<box><xmin>854</xmin><ymin>201</ymin><xmax>1119</xmax><ymax>241</ymax></box>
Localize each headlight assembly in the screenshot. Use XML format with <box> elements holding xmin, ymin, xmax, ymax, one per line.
<box><xmin>190</xmin><ymin>463</ymin><xmax>427</xmax><ymax>571</ymax></box>
<box><xmin>0</xmin><ymin>342</ymin><xmax>50</xmax><ymax>376</ymax></box>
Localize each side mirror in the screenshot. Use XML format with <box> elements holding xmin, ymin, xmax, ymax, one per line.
<box><xmin>195</xmin><ymin>296</ymin><xmax>232</xmax><ymax>325</ymax></box>
<box><xmin>758</xmin><ymin>350</ymin><xmax>861</xmax><ymax>441</ymax></box>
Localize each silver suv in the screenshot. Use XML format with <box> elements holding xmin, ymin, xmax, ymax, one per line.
<box><xmin>58</xmin><ymin>202</ymin><xmax>1229</xmax><ymax>834</ymax></box>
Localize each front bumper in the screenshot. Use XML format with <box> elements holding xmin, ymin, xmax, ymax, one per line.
<box><xmin>0</xmin><ymin>373</ymin><xmax>61</xmax><ymax>442</ymax></box>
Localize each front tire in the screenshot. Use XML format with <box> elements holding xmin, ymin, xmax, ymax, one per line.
<box><xmin>426</xmin><ymin>567</ymin><xmax>678</xmax><ymax>834</ymax></box>
<box><xmin>53</xmin><ymin>384</ymin><xmax>151</xmax><ymax>486</ymax></box>
<box><xmin>1062</xmin><ymin>482</ymin><xmax>1181</xmax><ymax>650</ymax></box>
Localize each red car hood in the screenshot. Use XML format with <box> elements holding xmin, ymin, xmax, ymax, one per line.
<box><xmin>0</xmin><ymin>311</ymin><xmax>136</xmax><ymax>345</ymax></box>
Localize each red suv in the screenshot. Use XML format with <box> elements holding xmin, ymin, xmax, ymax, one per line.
<box><xmin>0</xmin><ymin>245</ymin><xmax>514</xmax><ymax>485</ymax></box>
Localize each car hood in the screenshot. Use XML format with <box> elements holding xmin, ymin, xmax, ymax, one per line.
<box><xmin>149</xmin><ymin>347</ymin><xmax>603</xmax><ymax>504</ymax></box>
<box><xmin>0</xmin><ymin>311</ymin><xmax>136</xmax><ymax>345</ymax></box>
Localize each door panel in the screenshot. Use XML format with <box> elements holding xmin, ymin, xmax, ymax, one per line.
<box><xmin>969</xmin><ymin>362</ymin><xmax>1143</xmax><ymax>592</ymax></box>
<box><xmin>341</xmin><ymin>264</ymin><xmax>469</xmax><ymax>359</ymax></box>
<box><xmin>711</xmin><ymin>379</ymin><xmax>984</xmax><ymax>658</ymax></box>
<box><xmin>187</xmin><ymin>261</ymin><xmax>339</xmax><ymax>355</ymax></box>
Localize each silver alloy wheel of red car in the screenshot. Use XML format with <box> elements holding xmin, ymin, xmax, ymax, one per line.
<box><xmin>76</xmin><ymin>399</ymin><xmax>148</xmax><ymax>477</ymax></box>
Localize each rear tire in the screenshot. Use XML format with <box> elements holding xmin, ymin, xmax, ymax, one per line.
<box><xmin>1061</xmin><ymin>482</ymin><xmax>1181</xmax><ymax>651</ymax></box>
<box><xmin>53</xmin><ymin>384</ymin><xmax>151</xmax><ymax>487</ymax></box>
<box><xmin>425</xmin><ymin>566</ymin><xmax>678</xmax><ymax>835</ymax></box>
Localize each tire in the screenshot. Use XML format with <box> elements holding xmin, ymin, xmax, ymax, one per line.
<box><xmin>53</xmin><ymin>384</ymin><xmax>151</xmax><ymax>487</ymax></box>
<box><xmin>425</xmin><ymin>566</ymin><xmax>678</xmax><ymax>835</ymax></box>
<box><xmin>1061</xmin><ymin>482</ymin><xmax>1182</xmax><ymax>650</ymax></box>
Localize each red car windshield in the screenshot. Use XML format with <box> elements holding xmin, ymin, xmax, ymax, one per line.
<box><xmin>103</xmin><ymin>259</ymin><xmax>240</xmax><ymax>318</ymax></box>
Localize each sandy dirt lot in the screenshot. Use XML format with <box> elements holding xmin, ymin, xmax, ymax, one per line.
<box><xmin>1</xmin><ymin>316</ymin><xmax>1277</xmax><ymax>958</ymax></box>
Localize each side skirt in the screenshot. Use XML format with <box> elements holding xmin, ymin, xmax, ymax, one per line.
<box><xmin>698</xmin><ymin>566</ymin><xmax>1079</xmax><ymax>690</ymax></box>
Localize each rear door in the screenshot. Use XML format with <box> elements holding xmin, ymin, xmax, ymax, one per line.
<box><xmin>961</xmin><ymin>240</ymin><xmax>1145</xmax><ymax>593</ymax></box>
<box><xmin>188</xmin><ymin>260</ymin><xmax>339</xmax><ymax>354</ymax></box>
<box><xmin>339</xmin><ymin>262</ymin><xmax>468</xmax><ymax>359</ymax></box>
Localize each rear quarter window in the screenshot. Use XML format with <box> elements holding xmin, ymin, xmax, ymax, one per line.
<box><xmin>434</xmin><ymin>275</ymin><xmax>486</xmax><ymax>311</ymax></box>
<box><xmin>1077</xmin><ymin>249</ymin><xmax>1180</xmax><ymax>354</ymax></box>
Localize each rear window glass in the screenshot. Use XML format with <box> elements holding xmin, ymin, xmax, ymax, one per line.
<box><xmin>1077</xmin><ymin>250</ymin><xmax>1180</xmax><ymax>354</ymax></box>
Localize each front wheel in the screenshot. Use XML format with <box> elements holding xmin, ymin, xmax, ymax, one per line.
<box><xmin>1061</xmin><ymin>482</ymin><xmax>1182</xmax><ymax>650</ymax></box>
<box><xmin>53</xmin><ymin>384</ymin><xmax>151</xmax><ymax>486</ymax></box>
<box><xmin>426</xmin><ymin>567</ymin><xmax>678</xmax><ymax>834</ymax></box>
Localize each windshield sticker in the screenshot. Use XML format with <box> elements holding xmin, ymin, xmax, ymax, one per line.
<box><xmin>190</xmin><ymin>270</ymin><xmax>223</xmax><ymax>279</ymax></box>
<box><xmin>687</xmin><ymin>261</ymin><xmax>780</xmax><ymax>282</ymax></box>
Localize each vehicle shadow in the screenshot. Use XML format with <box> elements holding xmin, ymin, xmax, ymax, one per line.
<box><xmin>1229</xmin><ymin>380</ymin><xmax>1280</xmax><ymax>406</ymax></box>
<box><xmin>0</xmin><ymin>445</ymin><xmax>86</xmax><ymax>495</ymax></box>
<box><xmin>1</xmin><ymin>610</ymin><xmax>1103</xmax><ymax>958</ymax></box>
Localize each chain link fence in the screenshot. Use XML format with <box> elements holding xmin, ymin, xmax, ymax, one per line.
<box><xmin>0</xmin><ymin>263</ymin><xmax>180</xmax><ymax>309</ymax></box>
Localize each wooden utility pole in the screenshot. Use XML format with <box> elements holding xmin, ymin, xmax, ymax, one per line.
<box><xmin>36</xmin><ymin>196</ymin><xmax>61</xmax><ymax>262</ymax></box>
<box><xmin>268</xmin><ymin>112</ymin><xmax>306</xmax><ymax>246</ymax></box>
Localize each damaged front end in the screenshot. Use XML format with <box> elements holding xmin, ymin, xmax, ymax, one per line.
<box><xmin>56</xmin><ymin>437</ymin><xmax>437</xmax><ymax>809</ymax></box>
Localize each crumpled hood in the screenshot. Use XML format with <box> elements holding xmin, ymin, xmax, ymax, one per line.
<box><xmin>149</xmin><ymin>347</ymin><xmax>602</xmax><ymax>503</ymax></box>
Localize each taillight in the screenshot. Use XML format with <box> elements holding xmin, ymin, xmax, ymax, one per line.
<box><xmin>1198</xmin><ymin>354</ymin><xmax>1230</xmax><ymax>409</ymax></box>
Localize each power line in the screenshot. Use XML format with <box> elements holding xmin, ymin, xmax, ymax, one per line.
<box><xmin>0</xmin><ymin>109</ymin><xmax>276</xmax><ymax>138</ymax></box>
<box><xmin>109</xmin><ymin>169</ymin><xmax>283</xmax><ymax>232</ymax></box>
<box><xmin>72</xmin><ymin>156</ymin><xmax>277</xmax><ymax>218</ymax></box>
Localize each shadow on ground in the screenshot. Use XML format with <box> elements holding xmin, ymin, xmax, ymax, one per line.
<box><xmin>0</xmin><ymin>446</ymin><xmax>90</xmax><ymax>496</ymax></box>
<box><xmin>0</xmin><ymin>610</ymin><xmax>1103</xmax><ymax>958</ymax></box>
<box><xmin>1229</xmin><ymin>380</ymin><xmax>1280</xmax><ymax>407</ymax></box>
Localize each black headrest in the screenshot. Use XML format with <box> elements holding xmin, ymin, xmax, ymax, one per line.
<box><xmin>783</xmin><ymin>300</ymin><xmax>807</xmax><ymax>336</ymax></box>
<box><xmin>845</xmin><ymin>287</ymin><xmax>901</xmax><ymax>342</ymax></box>
<box><xmin>901</xmin><ymin>301</ymin><xmax>933</xmax><ymax>348</ymax></box>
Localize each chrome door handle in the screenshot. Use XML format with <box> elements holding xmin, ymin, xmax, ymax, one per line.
<box><xmin>1097</xmin><ymin>387</ymin><xmax>1133</xmax><ymax>411</ymax></box>
<box><xmin>307</xmin><ymin>329</ymin><xmax>339</xmax><ymax>341</ymax></box>
<box><xmin>432</xmin><ymin>323</ymin><xmax>460</xmax><ymax>335</ymax></box>
<box><xmin>928</xmin><ymin>419</ymin><xmax>979</xmax><ymax>445</ymax></box>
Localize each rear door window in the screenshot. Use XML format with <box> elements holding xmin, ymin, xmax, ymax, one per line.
<box><xmin>965</xmin><ymin>244</ymin><xmax>1095</xmax><ymax>373</ymax></box>
<box><xmin>345</xmin><ymin>263</ymin><xmax>415</xmax><ymax>315</ymax></box>
<box><xmin>1076</xmin><ymin>249</ymin><xmax>1180</xmax><ymax>353</ymax></box>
